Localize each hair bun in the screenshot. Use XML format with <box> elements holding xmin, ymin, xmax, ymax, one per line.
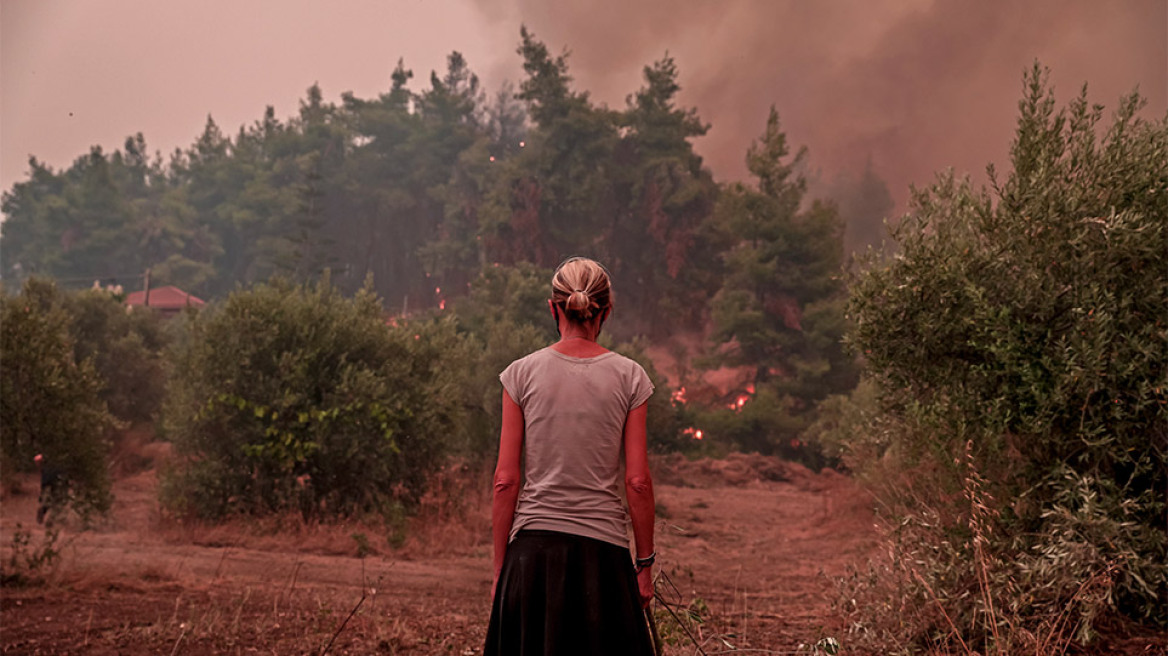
<box><xmin>566</xmin><ymin>290</ymin><xmax>593</xmax><ymax>317</ymax></box>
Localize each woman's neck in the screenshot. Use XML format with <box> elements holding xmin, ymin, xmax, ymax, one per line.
<box><xmin>550</xmin><ymin>337</ymin><xmax>609</xmax><ymax>357</ymax></box>
<box><xmin>551</xmin><ymin>323</ymin><xmax>608</xmax><ymax>357</ymax></box>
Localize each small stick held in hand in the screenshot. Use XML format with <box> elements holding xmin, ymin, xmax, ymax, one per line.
<box><xmin>645</xmin><ymin>606</ymin><xmax>664</xmax><ymax>656</ymax></box>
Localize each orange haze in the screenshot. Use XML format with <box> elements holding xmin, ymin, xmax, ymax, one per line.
<box><xmin>3</xmin><ymin>0</ymin><xmax>1165</xmax><ymax>211</ymax></box>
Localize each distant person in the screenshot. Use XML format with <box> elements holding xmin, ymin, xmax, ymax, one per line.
<box><xmin>34</xmin><ymin>453</ymin><xmax>65</xmax><ymax>525</ymax></box>
<box><xmin>485</xmin><ymin>257</ymin><xmax>657</xmax><ymax>656</ymax></box>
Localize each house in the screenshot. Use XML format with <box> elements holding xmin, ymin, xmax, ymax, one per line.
<box><xmin>124</xmin><ymin>285</ymin><xmax>205</xmax><ymax>318</ymax></box>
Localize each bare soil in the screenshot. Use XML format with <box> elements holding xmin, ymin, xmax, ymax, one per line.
<box><xmin>0</xmin><ymin>455</ymin><xmax>883</xmax><ymax>654</ymax></box>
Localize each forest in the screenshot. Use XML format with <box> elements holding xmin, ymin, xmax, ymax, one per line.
<box><xmin>2</xmin><ymin>26</ymin><xmax>1165</xmax><ymax>655</ymax></box>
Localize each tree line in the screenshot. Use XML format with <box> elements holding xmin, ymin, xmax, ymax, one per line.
<box><xmin>1</xmin><ymin>29</ymin><xmax>890</xmax><ymax>343</ymax></box>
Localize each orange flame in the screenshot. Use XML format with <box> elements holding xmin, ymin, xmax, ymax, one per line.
<box><xmin>671</xmin><ymin>387</ymin><xmax>687</xmax><ymax>405</ymax></box>
<box><xmin>682</xmin><ymin>427</ymin><xmax>704</xmax><ymax>441</ymax></box>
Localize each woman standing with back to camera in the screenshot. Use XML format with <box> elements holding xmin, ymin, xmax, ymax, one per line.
<box><xmin>484</xmin><ymin>257</ymin><xmax>656</xmax><ymax>656</ymax></box>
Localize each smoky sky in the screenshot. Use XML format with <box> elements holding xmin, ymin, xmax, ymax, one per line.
<box><xmin>491</xmin><ymin>0</ymin><xmax>1167</xmax><ymax>207</ymax></box>
<box><xmin>3</xmin><ymin>0</ymin><xmax>1165</xmax><ymax>211</ymax></box>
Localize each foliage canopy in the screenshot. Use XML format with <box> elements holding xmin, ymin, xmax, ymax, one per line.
<box><xmin>162</xmin><ymin>278</ymin><xmax>472</xmax><ymax>519</ymax></box>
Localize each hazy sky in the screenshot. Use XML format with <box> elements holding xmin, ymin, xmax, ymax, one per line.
<box><xmin>2</xmin><ymin>0</ymin><xmax>1165</xmax><ymax>210</ymax></box>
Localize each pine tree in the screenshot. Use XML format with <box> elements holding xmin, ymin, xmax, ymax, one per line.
<box><xmin>708</xmin><ymin>108</ymin><xmax>857</xmax><ymax>451</ymax></box>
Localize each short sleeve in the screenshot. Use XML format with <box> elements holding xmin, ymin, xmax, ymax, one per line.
<box><xmin>628</xmin><ymin>362</ymin><xmax>654</xmax><ymax>411</ymax></box>
<box><xmin>499</xmin><ymin>358</ymin><xmax>526</xmax><ymax>407</ymax></box>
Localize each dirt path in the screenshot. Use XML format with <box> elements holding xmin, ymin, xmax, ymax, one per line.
<box><xmin>1</xmin><ymin>455</ymin><xmax>877</xmax><ymax>654</ymax></box>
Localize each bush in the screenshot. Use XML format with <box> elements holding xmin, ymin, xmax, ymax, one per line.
<box><xmin>449</xmin><ymin>263</ymin><xmax>556</xmax><ymax>458</ymax></box>
<box><xmin>64</xmin><ymin>287</ymin><xmax>169</xmax><ymax>425</ymax></box>
<box><xmin>844</xmin><ymin>65</ymin><xmax>1167</xmax><ymax>650</ymax></box>
<box><xmin>0</xmin><ymin>279</ymin><xmax>115</xmax><ymax>520</ymax></box>
<box><xmin>161</xmin><ymin>277</ymin><xmax>472</xmax><ymax>519</ymax></box>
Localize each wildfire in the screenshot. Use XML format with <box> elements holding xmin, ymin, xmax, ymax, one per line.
<box><xmin>728</xmin><ymin>384</ymin><xmax>755</xmax><ymax>411</ymax></box>
<box><xmin>439</xmin><ymin>299</ymin><xmax>446</xmax><ymax>310</ymax></box>
<box><xmin>682</xmin><ymin>427</ymin><xmax>704</xmax><ymax>441</ymax></box>
<box><xmin>671</xmin><ymin>387</ymin><xmax>687</xmax><ymax>405</ymax></box>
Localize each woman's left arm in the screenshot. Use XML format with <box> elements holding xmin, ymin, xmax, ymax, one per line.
<box><xmin>491</xmin><ymin>389</ymin><xmax>524</xmax><ymax>601</ymax></box>
<box><xmin>623</xmin><ymin>401</ymin><xmax>655</xmax><ymax>608</ymax></box>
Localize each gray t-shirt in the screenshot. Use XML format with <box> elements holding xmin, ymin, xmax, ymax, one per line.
<box><xmin>500</xmin><ymin>347</ymin><xmax>654</xmax><ymax>548</ymax></box>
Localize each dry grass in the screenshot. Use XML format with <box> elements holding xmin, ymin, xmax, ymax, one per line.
<box><xmin>154</xmin><ymin>460</ymin><xmax>493</xmax><ymax>560</ymax></box>
<box><xmin>831</xmin><ymin>441</ymin><xmax>1167</xmax><ymax>656</ymax></box>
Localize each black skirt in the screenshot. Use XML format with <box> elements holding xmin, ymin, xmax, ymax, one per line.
<box><xmin>484</xmin><ymin>529</ymin><xmax>654</xmax><ymax>656</ymax></box>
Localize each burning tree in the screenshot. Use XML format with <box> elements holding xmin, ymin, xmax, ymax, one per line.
<box><xmin>704</xmin><ymin>108</ymin><xmax>859</xmax><ymax>455</ymax></box>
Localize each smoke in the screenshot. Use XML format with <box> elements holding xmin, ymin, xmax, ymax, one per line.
<box><xmin>472</xmin><ymin>0</ymin><xmax>1167</xmax><ymax>210</ymax></box>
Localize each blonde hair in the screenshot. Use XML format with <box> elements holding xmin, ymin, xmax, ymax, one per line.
<box><xmin>551</xmin><ymin>257</ymin><xmax>612</xmax><ymax>323</ymax></box>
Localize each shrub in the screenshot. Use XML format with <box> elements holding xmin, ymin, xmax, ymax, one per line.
<box><xmin>0</xmin><ymin>278</ymin><xmax>115</xmax><ymax>520</ymax></box>
<box><xmin>449</xmin><ymin>264</ymin><xmax>556</xmax><ymax>458</ymax></box>
<box><xmin>844</xmin><ymin>64</ymin><xmax>1167</xmax><ymax>650</ymax></box>
<box><xmin>64</xmin><ymin>287</ymin><xmax>169</xmax><ymax>425</ymax></box>
<box><xmin>161</xmin><ymin>277</ymin><xmax>472</xmax><ymax>519</ymax></box>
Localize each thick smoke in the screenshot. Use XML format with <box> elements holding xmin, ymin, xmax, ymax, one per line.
<box><xmin>474</xmin><ymin>0</ymin><xmax>1166</xmax><ymax>210</ymax></box>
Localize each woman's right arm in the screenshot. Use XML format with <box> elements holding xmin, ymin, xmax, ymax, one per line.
<box><xmin>623</xmin><ymin>401</ymin><xmax>655</xmax><ymax>608</ymax></box>
<box><xmin>491</xmin><ymin>389</ymin><xmax>524</xmax><ymax>601</ymax></box>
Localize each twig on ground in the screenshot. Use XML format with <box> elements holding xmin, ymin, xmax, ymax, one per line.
<box><xmin>318</xmin><ymin>591</ymin><xmax>366</xmax><ymax>656</ymax></box>
<box><xmin>213</xmin><ymin>545</ymin><xmax>231</xmax><ymax>581</ymax></box>
<box><xmin>286</xmin><ymin>559</ymin><xmax>303</xmax><ymax>597</ymax></box>
<box><xmin>169</xmin><ymin>623</ymin><xmax>188</xmax><ymax>656</ymax></box>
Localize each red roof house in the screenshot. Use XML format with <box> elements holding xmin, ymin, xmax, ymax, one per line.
<box><xmin>125</xmin><ymin>285</ymin><xmax>205</xmax><ymax>317</ymax></box>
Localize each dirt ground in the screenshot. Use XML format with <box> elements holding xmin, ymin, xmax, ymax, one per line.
<box><xmin>0</xmin><ymin>454</ymin><xmax>985</xmax><ymax>654</ymax></box>
<box><xmin>6</xmin><ymin>455</ymin><xmax>1164</xmax><ymax>655</ymax></box>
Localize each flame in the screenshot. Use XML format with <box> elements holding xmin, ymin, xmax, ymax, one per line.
<box><xmin>435</xmin><ymin>287</ymin><xmax>441</xmax><ymax>295</ymax></box>
<box><xmin>727</xmin><ymin>384</ymin><xmax>755</xmax><ymax>411</ymax></box>
<box><xmin>439</xmin><ymin>299</ymin><xmax>446</xmax><ymax>310</ymax></box>
<box><xmin>489</xmin><ymin>156</ymin><xmax>496</xmax><ymax>162</ymax></box>
<box><xmin>519</xmin><ymin>141</ymin><xmax>526</xmax><ymax>148</ymax></box>
<box><xmin>671</xmin><ymin>387</ymin><xmax>687</xmax><ymax>404</ymax></box>
<box><xmin>682</xmin><ymin>427</ymin><xmax>704</xmax><ymax>441</ymax></box>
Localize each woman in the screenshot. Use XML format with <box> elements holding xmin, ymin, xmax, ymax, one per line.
<box><xmin>485</xmin><ymin>257</ymin><xmax>656</xmax><ymax>656</ymax></box>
